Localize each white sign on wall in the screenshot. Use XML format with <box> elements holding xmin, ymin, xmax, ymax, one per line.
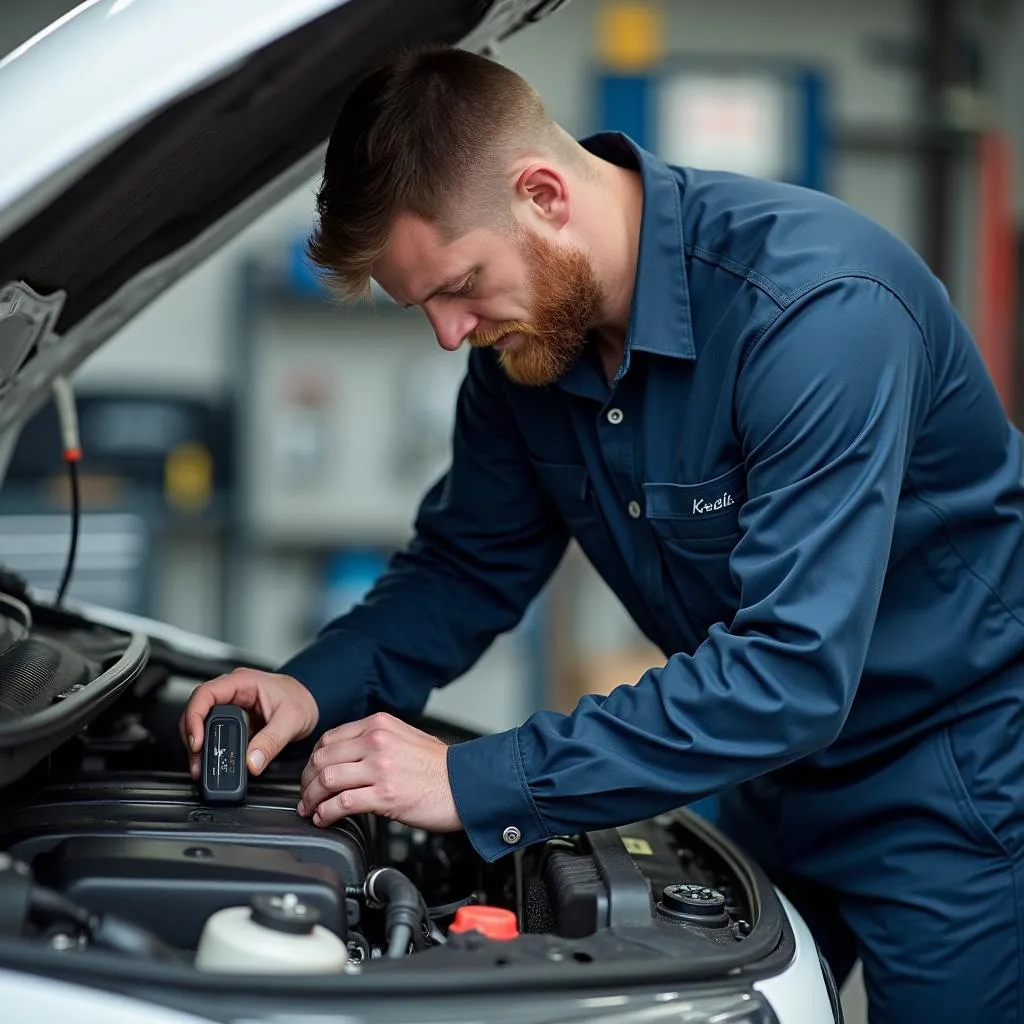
<box><xmin>658</xmin><ymin>71</ymin><xmax>791</xmax><ymax>181</ymax></box>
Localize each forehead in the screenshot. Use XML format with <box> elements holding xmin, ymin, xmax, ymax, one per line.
<box><xmin>373</xmin><ymin>213</ymin><xmax>509</xmax><ymax>298</ymax></box>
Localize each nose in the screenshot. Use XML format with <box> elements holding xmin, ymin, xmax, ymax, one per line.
<box><xmin>426</xmin><ymin>306</ymin><xmax>478</xmax><ymax>352</ymax></box>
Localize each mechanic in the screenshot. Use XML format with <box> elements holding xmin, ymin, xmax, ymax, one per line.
<box><xmin>182</xmin><ymin>47</ymin><xmax>1024</xmax><ymax>1022</ymax></box>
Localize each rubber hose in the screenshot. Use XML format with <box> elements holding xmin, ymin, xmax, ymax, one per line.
<box><xmin>29</xmin><ymin>885</ymin><xmax>95</xmax><ymax>931</ymax></box>
<box><xmin>365</xmin><ymin>868</ymin><xmax>425</xmax><ymax>960</ymax></box>
<box><xmin>387</xmin><ymin>923</ymin><xmax>414</xmax><ymax>960</ymax></box>
<box><xmin>91</xmin><ymin>912</ymin><xmax>180</xmax><ymax>961</ymax></box>
<box><xmin>30</xmin><ymin>886</ymin><xmax>178</xmax><ymax>960</ymax></box>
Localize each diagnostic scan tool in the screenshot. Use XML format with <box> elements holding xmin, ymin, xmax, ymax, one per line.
<box><xmin>201</xmin><ymin>704</ymin><xmax>248</xmax><ymax>805</ymax></box>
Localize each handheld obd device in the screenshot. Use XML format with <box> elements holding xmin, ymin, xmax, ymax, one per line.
<box><xmin>201</xmin><ymin>704</ymin><xmax>248</xmax><ymax>805</ymax></box>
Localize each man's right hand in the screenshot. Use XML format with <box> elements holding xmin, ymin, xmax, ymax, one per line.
<box><xmin>180</xmin><ymin>669</ymin><xmax>320</xmax><ymax>780</ymax></box>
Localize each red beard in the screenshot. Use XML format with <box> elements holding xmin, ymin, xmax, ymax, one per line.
<box><xmin>467</xmin><ymin>229</ymin><xmax>603</xmax><ymax>387</ymax></box>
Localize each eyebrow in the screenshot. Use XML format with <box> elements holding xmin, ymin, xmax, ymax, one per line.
<box><xmin>403</xmin><ymin>267</ymin><xmax>478</xmax><ymax>309</ymax></box>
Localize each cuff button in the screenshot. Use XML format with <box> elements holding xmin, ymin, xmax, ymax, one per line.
<box><xmin>502</xmin><ymin>826</ymin><xmax>522</xmax><ymax>845</ymax></box>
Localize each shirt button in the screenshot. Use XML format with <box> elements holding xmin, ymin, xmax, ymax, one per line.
<box><xmin>606</xmin><ymin>407</ymin><xmax>624</xmax><ymax>425</ymax></box>
<box><xmin>627</xmin><ymin>500</ymin><xmax>642</xmax><ymax>519</ymax></box>
<box><xmin>502</xmin><ymin>826</ymin><xmax>522</xmax><ymax>845</ymax></box>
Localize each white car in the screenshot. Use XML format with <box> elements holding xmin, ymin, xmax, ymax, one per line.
<box><xmin>0</xmin><ymin>2</ymin><xmax>840</xmax><ymax>1022</ymax></box>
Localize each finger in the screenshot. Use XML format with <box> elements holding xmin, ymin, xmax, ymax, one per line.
<box><xmin>182</xmin><ymin>673</ymin><xmax>254</xmax><ymax>754</ymax></box>
<box><xmin>181</xmin><ymin>679</ymin><xmax>222</xmax><ymax>754</ymax></box>
<box><xmin>312</xmin><ymin>787</ymin><xmax>377</xmax><ymax>827</ymax></box>
<box><xmin>247</xmin><ymin>700</ymin><xmax>312</xmax><ymax>775</ymax></box>
<box><xmin>299</xmin><ymin>757</ymin><xmax>376</xmax><ymax>815</ymax></box>
<box><xmin>316</xmin><ymin>712</ymin><xmax>398</xmax><ymax>751</ymax></box>
<box><xmin>189</xmin><ymin>754</ymin><xmax>200</xmax><ymax>780</ymax></box>
<box><xmin>179</xmin><ymin>686</ymin><xmax>215</xmax><ymax>753</ymax></box>
<box><xmin>300</xmin><ymin>736</ymin><xmax>375</xmax><ymax>791</ymax></box>
<box><xmin>300</xmin><ymin>760</ymin><xmax>376</xmax><ymax>816</ymax></box>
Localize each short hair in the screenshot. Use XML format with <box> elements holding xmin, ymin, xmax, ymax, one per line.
<box><xmin>306</xmin><ymin>46</ymin><xmax>565</xmax><ymax>300</ymax></box>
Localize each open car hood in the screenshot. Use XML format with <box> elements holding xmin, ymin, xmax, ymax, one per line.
<box><xmin>0</xmin><ymin>0</ymin><xmax>572</xmax><ymax>797</ymax></box>
<box><xmin>0</xmin><ymin>0</ymin><xmax>571</xmax><ymax>467</ymax></box>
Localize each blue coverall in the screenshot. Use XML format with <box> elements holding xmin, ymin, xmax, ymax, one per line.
<box><xmin>283</xmin><ymin>132</ymin><xmax>1024</xmax><ymax>1021</ymax></box>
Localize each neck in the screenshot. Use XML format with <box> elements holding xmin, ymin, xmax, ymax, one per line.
<box><xmin>582</xmin><ymin>156</ymin><xmax>643</xmax><ymax>368</ymax></box>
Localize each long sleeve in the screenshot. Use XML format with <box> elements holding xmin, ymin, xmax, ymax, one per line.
<box><xmin>448</xmin><ymin>277</ymin><xmax>934</xmax><ymax>861</ymax></box>
<box><xmin>279</xmin><ymin>348</ymin><xmax>571</xmax><ymax>727</ymax></box>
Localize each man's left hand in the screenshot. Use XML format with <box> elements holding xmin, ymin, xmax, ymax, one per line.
<box><xmin>297</xmin><ymin>712</ymin><xmax>462</xmax><ymax>832</ymax></box>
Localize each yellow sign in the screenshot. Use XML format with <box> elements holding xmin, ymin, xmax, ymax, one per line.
<box><xmin>165</xmin><ymin>442</ymin><xmax>213</xmax><ymax>513</ymax></box>
<box><xmin>598</xmin><ymin>3</ymin><xmax>663</xmax><ymax>71</ymax></box>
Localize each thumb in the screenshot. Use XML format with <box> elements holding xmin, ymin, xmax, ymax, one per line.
<box><xmin>247</xmin><ymin>712</ymin><xmax>301</xmax><ymax>774</ymax></box>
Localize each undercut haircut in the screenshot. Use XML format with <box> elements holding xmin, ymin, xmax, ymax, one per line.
<box><xmin>307</xmin><ymin>46</ymin><xmax>574</xmax><ymax>300</ymax></box>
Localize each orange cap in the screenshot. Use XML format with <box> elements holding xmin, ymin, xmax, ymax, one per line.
<box><xmin>448</xmin><ymin>905</ymin><xmax>519</xmax><ymax>940</ymax></box>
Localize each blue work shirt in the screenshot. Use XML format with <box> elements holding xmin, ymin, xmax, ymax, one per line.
<box><xmin>282</xmin><ymin>132</ymin><xmax>1024</xmax><ymax>862</ymax></box>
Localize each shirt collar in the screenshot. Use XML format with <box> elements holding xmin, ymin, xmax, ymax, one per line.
<box><xmin>579</xmin><ymin>132</ymin><xmax>696</xmax><ymax>371</ymax></box>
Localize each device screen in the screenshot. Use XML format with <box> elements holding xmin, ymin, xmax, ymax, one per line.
<box><xmin>208</xmin><ymin>718</ymin><xmax>242</xmax><ymax>791</ymax></box>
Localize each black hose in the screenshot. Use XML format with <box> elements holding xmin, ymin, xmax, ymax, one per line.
<box><xmin>387</xmin><ymin>922</ymin><xmax>414</xmax><ymax>959</ymax></box>
<box><xmin>55</xmin><ymin>460</ymin><xmax>79</xmax><ymax>607</ymax></box>
<box><xmin>365</xmin><ymin>867</ymin><xmax>426</xmax><ymax>960</ymax></box>
<box><xmin>52</xmin><ymin>378</ymin><xmax>81</xmax><ymax>609</ymax></box>
<box><xmin>29</xmin><ymin>885</ymin><xmax>178</xmax><ymax>961</ymax></box>
<box><xmin>29</xmin><ymin>885</ymin><xmax>95</xmax><ymax>932</ymax></box>
<box><xmin>90</xmin><ymin>912</ymin><xmax>180</xmax><ymax>961</ymax></box>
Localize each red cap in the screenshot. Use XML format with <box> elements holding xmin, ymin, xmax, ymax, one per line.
<box><xmin>448</xmin><ymin>905</ymin><xmax>519</xmax><ymax>941</ymax></box>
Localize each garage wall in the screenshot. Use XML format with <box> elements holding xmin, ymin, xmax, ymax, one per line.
<box><xmin>0</xmin><ymin>0</ymin><xmax>991</xmax><ymax>398</ymax></box>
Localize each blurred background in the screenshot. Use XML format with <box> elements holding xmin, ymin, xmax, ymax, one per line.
<box><xmin>2</xmin><ymin>0</ymin><xmax>1021</xmax><ymax>745</ymax></box>
<box><xmin>3</xmin><ymin>1</ymin><xmax>1022</xmax><ymax>1016</ymax></box>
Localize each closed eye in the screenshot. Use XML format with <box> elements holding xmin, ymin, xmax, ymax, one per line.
<box><xmin>444</xmin><ymin>276</ymin><xmax>475</xmax><ymax>299</ymax></box>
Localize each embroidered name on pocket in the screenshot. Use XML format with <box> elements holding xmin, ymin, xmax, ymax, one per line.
<box><xmin>692</xmin><ymin>491</ymin><xmax>736</xmax><ymax>516</ymax></box>
<box><xmin>643</xmin><ymin>463</ymin><xmax>747</xmax><ymax>524</ymax></box>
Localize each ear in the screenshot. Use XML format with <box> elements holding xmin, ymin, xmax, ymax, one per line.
<box><xmin>513</xmin><ymin>163</ymin><xmax>570</xmax><ymax>230</ymax></box>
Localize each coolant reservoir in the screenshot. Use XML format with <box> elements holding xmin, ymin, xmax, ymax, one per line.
<box><xmin>195</xmin><ymin>892</ymin><xmax>349</xmax><ymax>973</ymax></box>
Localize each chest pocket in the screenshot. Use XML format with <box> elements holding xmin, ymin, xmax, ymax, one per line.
<box><xmin>644</xmin><ymin>463</ymin><xmax>747</xmax><ymax>631</ymax></box>
<box><xmin>643</xmin><ymin>462</ymin><xmax>746</xmax><ymax>543</ymax></box>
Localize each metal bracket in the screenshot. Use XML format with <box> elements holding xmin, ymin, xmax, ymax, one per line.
<box><xmin>0</xmin><ymin>281</ymin><xmax>67</xmax><ymax>393</ymax></box>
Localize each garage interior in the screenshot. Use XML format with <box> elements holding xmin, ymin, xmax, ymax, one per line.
<box><xmin>2</xmin><ymin>1</ymin><xmax>1023</xmax><ymax>1019</ymax></box>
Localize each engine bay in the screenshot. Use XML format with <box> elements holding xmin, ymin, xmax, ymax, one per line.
<box><xmin>0</xmin><ymin>583</ymin><xmax>791</xmax><ymax>990</ymax></box>
<box><xmin>0</xmin><ymin>775</ymin><xmax>764</xmax><ymax>971</ymax></box>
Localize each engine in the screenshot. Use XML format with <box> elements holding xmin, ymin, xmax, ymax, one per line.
<box><xmin>0</xmin><ymin>592</ymin><xmax>781</xmax><ymax>981</ymax></box>
<box><xmin>0</xmin><ymin>771</ymin><xmax>763</xmax><ymax>974</ymax></box>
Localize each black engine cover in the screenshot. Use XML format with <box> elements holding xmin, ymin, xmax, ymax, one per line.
<box><xmin>0</xmin><ymin>774</ymin><xmax>368</xmax><ymax>948</ymax></box>
<box><xmin>34</xmin><ymin>836</ymin><xmax>347</xmax><ymax>949</ymax></box>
